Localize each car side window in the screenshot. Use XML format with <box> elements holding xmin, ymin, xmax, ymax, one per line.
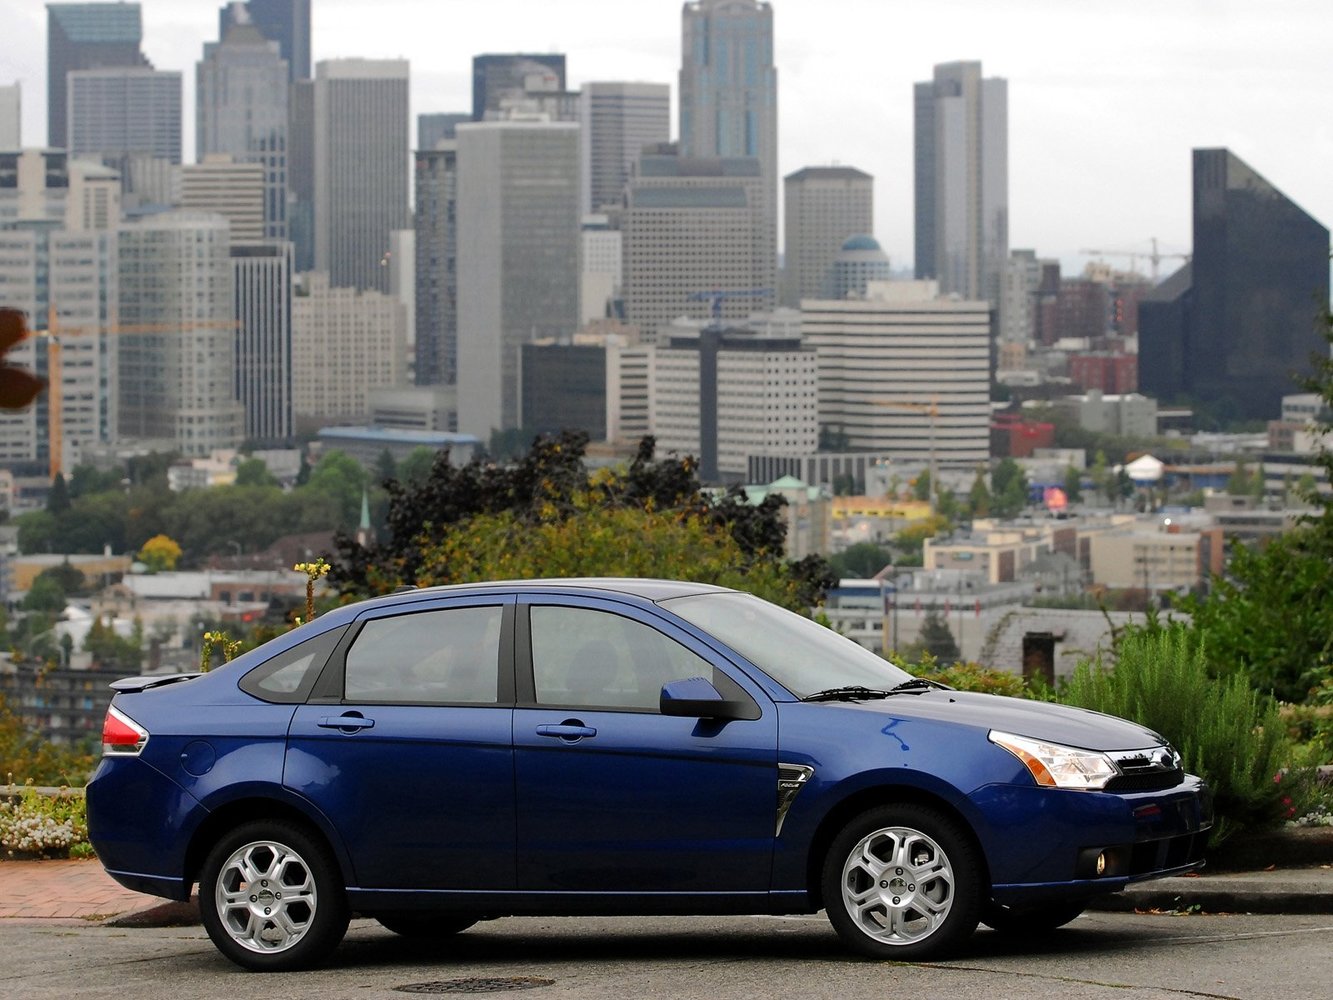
<box><xmin>530</xmin><ymin>606</ymin><xmax>716</xmax><ymax>711</ymax></box>
<box><xmin>345</xmin><ymin>605</ymin><xmax>503</xmax><ymax>705</ymax></box>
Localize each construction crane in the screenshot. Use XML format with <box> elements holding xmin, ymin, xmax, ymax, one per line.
<box><xmin>874</xmin><ymin>396</ymin><xmax>940</xmax><ymax>512</ymax></box>
<box><xmin>1079</xmin><ymin>237</ymin><xmax>1191</xmax><ymax>282</ymax></box>
<box><xmin>37</xmin><ymin>304</ymin><xmax>238</xmax><ymax>480</ymax></box>
<box><xmin>686</xmin><ymin>288</ymin><xmax>772</xmax><ymax>328</ymax></box>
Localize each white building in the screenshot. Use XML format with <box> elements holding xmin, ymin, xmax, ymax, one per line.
<box><xmin>455</xmin><ymin>119</ymin><xmax>581</xmax><ymax>439</ymax></box>
<box><xmin>291</xmin><ymin>272</ymin><xmax>407</xmax><ymax>432</ymax></box>
<box><xmin>178</xmin><ymin>156</ymin><xmax>265</xmax><ymax>243</ymax></box>
<box><xmin>782</xmin><ymin>166</ymin><xmax>874</xmax><ymax>306</ymax></box>
<box><xmin>580</xmin><ymin>214</ymin><xmax>622</xmax><ymax>324</ymax></box>
<box><xmin>0</xmin><ymin>83</ymin><xmax>19</xmax><ymax>149</ymax></box>
<box><xmin>1056</xmin><ymin>390</ymin><xmax>1158</xmax><ymax>438</ymax></box>
<box><xmin>802</xmin><ymin>280</ymin><xmax>992</xmax><ymax>468</ymax></box>
<box><xmin>232</xmin><ymin>241</ymin><xmax>293</xmax><ymax>443</ymax></box>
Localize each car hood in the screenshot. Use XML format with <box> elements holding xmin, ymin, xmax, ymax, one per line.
<box><xmin>843</xmin><ymin>690</ymin><xmax>1169</xmax><ymax>752</ymax></box>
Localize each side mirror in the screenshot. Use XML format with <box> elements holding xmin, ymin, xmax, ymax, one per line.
<box><xmin>660</xmin><ymin>676</ymin><xmax>752</xmax><ymax>720</ymax></box>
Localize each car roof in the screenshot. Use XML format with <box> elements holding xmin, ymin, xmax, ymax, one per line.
<box><xmin>352</xmin><ymin>577</ymin><xmax>736</xmax><ymax>612</ymax></box>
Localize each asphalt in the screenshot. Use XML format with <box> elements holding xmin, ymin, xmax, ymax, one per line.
<box><xmin>1</xmin><ymin>828</ymin><xmax>1329</xmax><ymax>927</ymax></box>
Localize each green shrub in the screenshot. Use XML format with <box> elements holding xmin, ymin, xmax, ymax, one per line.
<box><xmin>1062</xmin><ymin>625</ymin><xmax>1311</xmax><ymax>844</ymax></box>
<box><xmin>0</xmin><ymin>781</ymin><xmax>89</xmax><ymax>859</ymax></box>
<box><xmin>0</xmin><ymin>695</ymin><xmax>96</xmax><ymax>787</ymax></box>
<box><xmin>903</xmin><ymin>656</ymin><xmax>1031</xmax><ymax>699</ymax></box>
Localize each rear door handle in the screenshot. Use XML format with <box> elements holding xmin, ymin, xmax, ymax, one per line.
<box><xmin>536</xmin><ymin>723</ymin><xmax>597</xmax><ymax>741</ymax></box>
<box><xmin>318</xmin><ymin>714</ymin><xmax>375</xmax><ymax>732</ymax></box>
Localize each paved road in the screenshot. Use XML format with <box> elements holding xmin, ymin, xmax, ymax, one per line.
<box><xmin>3</xmin><ymin>911</ymin><xmax>1331</xmax><ymax>999</ymax></box>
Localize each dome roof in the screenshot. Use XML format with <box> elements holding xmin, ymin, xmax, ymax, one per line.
<box><xmin>840</xmin><ymin>234</ymin><xmax>882</xmax><ymax>252</ymax></box>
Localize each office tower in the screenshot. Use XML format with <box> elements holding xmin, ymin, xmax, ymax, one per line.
<box><xmin>580</xmin><ymin>214</ymin><xmax>622</xmax><ymax>324</ymax></box>
<box><xmin>197</xmin><ymin>10</ymin><xmax>289</xmax><ymax>239</ymax></box>
<box><xmin>803</xmin><ymin>281</ymin><xmax>992</xmax><ymax>467</ymax></box>
<box><xmin>67</xmin><ymin>67</ymin><xmax>182</xmax><ymax>166</ymax></box>
<box><xmin>179</xmin><ymin>157</ymin><xmax>265</xmax><ymax>243</ymax></box>
<box><xmin>519</xmin><ymin>340</ymin><xmax>608</xmax><ymax>440</ymax></box>
<box><xmin>1139</xmin><ymin>149</ymin><xmax>1329</xmax><ymax>420</ymax></box>
<box><xmin>653</xmin><ymin>323</ymin><xmax>817</xmax><ymax>483</ymax></box>
<box><xmin>914</xmin><ymin>61</ymin><xmax>1008</xmax><ymax>311</ymax></box>
<box><xmin>679</xmin><ymin>0</ymin><xmax>778</xmax><ymax>264</ymax></box>
<box><xmin>581</xmin><ymin>82</ymin><xmax>670</xmax><ymax>213</ymax></box>
<box><xmin>455</xmin><ymin>120</ymin><xmax>581</xmax><ymax>438</ymax></box>
<box><xmin>47</xmin><ymin>2</ymin><xmax>149</xmax><ymax>151</ymax></box>
<box><xmin>414</xmin><ymin>144</ymin><xmax>457</xmax><ymax>386</ymax></box>
<box><xmin>418</xmin><ymin>113</ymin><xmax>470</xmax><ymax>150</ymax></box>
<box><xmin>471</xmin><ymin>54</ymin><xmax>567</xmax><ymax>121</ymax></box>
<box><xmin>782</xmin><ymin>166</ymin><xmax>874</xmax><ymax>306</ymax></box>
<box><xmin>232</xmin><ymin>241</ymin><xmax>292</xmax><ymax>443</ymax></box>
<box><xmin>621</xmin><ymin>147</ymin><xmax>773</xmax><ymax>343</ymax></box>
<box><xmin>117</xmin><ymin>211</ymin><xmax>244</xmax><ymax>455</ymax></box>
<box><xmin>998</xmin><ymin>249</ymin><xmax>1043</xmax><ymax>346</ymax></box>
<box><xmin>313</xmin><ymin>59</ymin><xmax>410</xmax><ymax>294</ymax></box>
<box><xmin>287</xmin><ymin>78</ymin><xmax>314</xmax><ymax>271</ymax></box>
<box><xmin>291</xmin><ymin>271</ymin><xmax>407</xmax><ymax>432</ymax></box>
<box><xmin>827</xmin><ymin>235</ymin><xmax>892</xmax><ymax>300</ymax></box>
<box><xmin>0</xmin><ymin>84</ymin><xmax>19</xmax><ymax>148</ymax></box>
<box><xmin>219</xmin><ymin>0</ymin><xmax>311</xmax><ymax>84</ymax></box>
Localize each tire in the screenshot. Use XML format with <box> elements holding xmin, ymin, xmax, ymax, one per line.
<box><xmin>374</xmin><ymin>913</ymin><xmax>478</xmax><ymax>939</ymax></box>
<box><xmin>821</xmin><ymin>804</ymin><xmax>982</xmax><ymax>960</ymax></box>
<box><xmin>198</xmin><ymin>819</ymin><xmax>350</xmax><ymax>972</ymax></box>
<box><xmin>981</xmin><ymin>900</ymin><xmax>1087</xmax><ymax>934</ymax></box>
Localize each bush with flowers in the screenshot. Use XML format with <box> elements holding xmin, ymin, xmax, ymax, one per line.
<box><xmin>1</xmin><ymin>779</ymin><xmax>90</xmax><ymax>859</ymax></box>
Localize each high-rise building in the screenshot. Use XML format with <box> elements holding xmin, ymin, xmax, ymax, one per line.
<box><xmin>914</xmin><ymin>61</ymin><xmax>1008</xmax><ymax>311</ymax></box>
<box><xmin>471</xmin><ymin>54</ymin><xmax>567</xmax><ymax>122</ymax></box>
<box><xmin>783</xmin><ymin>166</ymin><xmax>874</xmax><ymax>305</ymax></box>
<box><xmin>679</xmin><ymin>0</ymin><xmax>778</xmax><ymax>264</ymax></box>
<box><xmin>67</xmin><ymin>67</ymin><xmax>182</xmax><ymax>166</ymax></box>
<box><xmin>47</xmin><ymin>2</ymin><xmax>149</xmax><ymax>151</ymax></box>
<box><xmin>0</xmin><ymin>84</ymin><xmax>20</xmax><ymax>148</ymax></box>
<box><xmin>0</xmin><ymin>151</ymin><xmax>120</xmax><ymax>471</ymax></box>
<box><xmin>291</xmin><ymin>271</ymin><xmax>407</xmax><ymax>432</ymax></box>
<box><xmin>418</xmin><ymin>112</ymin><xmax>470</xmax><ymax>151</ymax></box>
<box><xmin>621</xmin><ymin>147</ymin><xmax>773</xmax><ymax>343</ymax></box>
<box><xmin>1139</xmin><ymin>149</ymin><xmax>1330</xmax><ymax>420</ymax></box>
<box><xmin>581</xmin><ymin>82</ymin><xmax>670</xmax><ymax>214</ymax></box>
<box><xmin>313</xmin><ymin>59</ymin><xmax>410</xmax><ymax>293</ymax></box>
<box><xmin>826</xmin><ymin>235</ymin><xmax>892</xmax><ymax>300</ymax></box>
<box><xmin>287</xmin><ymin>78</ymin><xmax>314</xmax><ymax>272</ymax></box>
<box><xmin>653</xmin><ymin>322</ymin><xmax>818</xmax><ymax>483</ymax></box>
<box><xmin>580</xmin><ymin>213</ymin><xmax>621</xmax><ymax>324</ymax></box>
<box><xmin>413</xmin><ymin>143</ymin><xmax>457</xmax><ymax>386</ymax></box>
<box><xmin>998</xmin><ymin>249</ymin><xmax>1044</xmax><ymax>346</ymax></box>
<box><xmin>231</xmin><ymin>241</ymin><xmax>292</xmax><ymax>443</ymax></box>
<box><xmin>178</xmin><ymin>156</ymin><xmax>265</xmax><ymax>243</ymax></box>
<box><xmin>219</xmin><ymin>0</ymin><xmax>311</xmax><ymax>84</ymax></box>
<box><xmin>197</xmin><ymin>10</ymin><xmax>289</xmax><ymax>240</ymax></box>
<box><xmin>803</xmin><ymin>281</ymin><xmax>992</xmax><ymax>467</ymax></box>
<box><xmin>117</xmin><ymin>211</ymin><xmax>244</xmax><ymax>455</ymax></box>
<box><xmin>455</xmin><ymin>120</ymin><xmax>581</xmax><ymax>438</ymax></box>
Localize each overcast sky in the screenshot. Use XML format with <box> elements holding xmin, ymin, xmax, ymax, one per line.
<box><xmin>2</xmin><ymin>0</ymin><xmax>1330</xmax><ymax>274</ymax></box>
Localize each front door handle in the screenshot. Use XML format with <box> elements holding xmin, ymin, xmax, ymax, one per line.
<box><xmin>536</xmin><ymin>723</ymin><xmax>597</xmax><ymax>742</ymax></box>
<box><xmin>318</xmin><ymin>714</ymin><xmax>375</xmax><ymax>733</ymax></box>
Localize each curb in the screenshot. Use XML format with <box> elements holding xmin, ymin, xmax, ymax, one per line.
<box><xmin>1088</xmin><ymin>875</ymin><xmax>1333</xmax><ymax>915</ymax></box>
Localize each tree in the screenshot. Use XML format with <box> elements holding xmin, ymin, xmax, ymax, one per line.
<box><xmin>827</xmin><ymin>542</ymin><xmax>893</xmax><ymax>580</ymax></box>
<box><xmin>912</xmin><ymin>470</ymin><xmax>932</xmax><ymax>502</ymax></box>
<box><xmin>397</xmin><ymin>447</ymin><xmax>437</xmax><ymax>486</ymax></box>
<box><xmin>47</xmin><ymin>473</ymin><xmax>70</xmax><ymax>514</ymax></box>
<box><xmin>304</xmin><ymin>450</ymin><xmax>370</xmax><ymax>528</ymax></box>
<box><xmin>234</xmin><ymin>457</ymin><xmax>278</xmax><ymax>487</ymax></box>
<box><xmin>22</xmin><ymin>575</ymin><xmax>67</xmax><ymax>614</ymax></box>
<box><xmin>137</xmin><ymin>534</ymin><xmax>183</xmax><ymax>573</ymax></box>
<box><xmin>1063</xmin><ymin>465</ymin><xmax>1083</xmax><ymax>503</ymax></box>
<box><xmin>36</xmin><ymin>562</ymin><xmax>85</xmax><ymax>596</ymax></box>
<box><xmin>913</xmin><ymin>611</ymin><xmax>960</xmax><ymax>664</ymax></box>
<box><xmin>967</xmin><ymin>470</ymin><xmax>991</xmax><ymax>518</ymax></box>
<box><xmin>991</xmin><ymin>458</ymin><xmax>1029</xmax><ymax>518</ymax></box>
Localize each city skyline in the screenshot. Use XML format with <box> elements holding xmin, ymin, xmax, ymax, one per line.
<box><xmin>2</xmin><ymin>0</ymin><xmax>1329</xmax><ymax>275</ymax></box>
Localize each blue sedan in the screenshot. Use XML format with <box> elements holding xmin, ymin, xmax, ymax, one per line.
<box><xmin>87</xmin><ymin>579</ymin><xmax>1210</xmax><ymax>970</ymax></box>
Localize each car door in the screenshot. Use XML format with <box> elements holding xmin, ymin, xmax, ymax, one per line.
<box><xmin>285</xmin><ymin>596</ymin><xmax>516</xmax><ymax>891</ymax></box>
<box><xmin>512</xmin><ymin>595</ymin><xmax>778</xmax><ymax>894</ymax></box>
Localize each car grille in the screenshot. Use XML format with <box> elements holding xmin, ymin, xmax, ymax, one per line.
<box><xmin>1105</xmin><ymin>746</ymin><xmax>1185</xmax><ymax>792</ymax></box>
<box><xmin>1130</xmin><ymin>829</ymin><xmax>1209</xmax><ymax>875</ymax></box>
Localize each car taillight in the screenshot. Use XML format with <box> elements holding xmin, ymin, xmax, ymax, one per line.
<box><xmin>102</xmin><ymin>705</ymin><xmax>149</xmax><ymax>756</ymax></box>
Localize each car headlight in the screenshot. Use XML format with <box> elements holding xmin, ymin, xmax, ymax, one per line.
<box><xmin>989</xmin><ymin>730</ymin><xmax>1119</xmax><ymax>790</ymax></box>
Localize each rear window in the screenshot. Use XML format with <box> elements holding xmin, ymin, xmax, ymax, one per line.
<box><xmin>239</xmin><ymin>626</ymin><xmax>347</xmax><ymax>704</ymax></box>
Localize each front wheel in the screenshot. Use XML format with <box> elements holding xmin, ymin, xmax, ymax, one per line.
<box><xmin>198</xmin><ymin>819</ymin><xmax>349</xmax><ymax>971</ymax></box>
<box><xmin>821</xmin><ymin>804</ymin><xmax>982</xmax><ymax>960</ymax></box>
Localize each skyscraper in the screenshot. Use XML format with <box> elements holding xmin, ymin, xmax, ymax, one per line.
<box><xmin>219</xmin><ymin>0</ymin><xmax>311</xmax><ymax>84</ymax></box>
<box><xmin>581</xmin><ymin>82</ymin><xmax>670</xmax><ymax>213</ymax></box>
<box><xmin>413</xmin><ymin>143</ymin><xmax>457</xmax><ymax>386</ymax></box>
<box><xmin>178</xmin><ymin>156</ymin><xmax>266</xmax><ymax>243</ymax></box>
<box><xmin>1139</xmin><ymin>149</ymin><xmax>1329</xmax><ymax>420</ymax></box>
<box><xmin>782</xmin><ymin>166</ymin><xmax>874</xmax><ymax>306</ymax></box>
<box><xmin>455</xmin><ymin>120</ymin><xmax>581</xmax><ymax>438</ymax></box>
<box><xmin>914</xmin><ymin>61</ymin><xmax>1008</xmax><ymax>309</ymax></box>
<box><xmin>313</xmin><ymin>59</ymin><xmax>410</xmax><ymax>294</ymax></box>
<box><xmin>418</xmin><ymin>112</ymin><xmax>470</xmax><ymax>151</ymax></box>
<box><xmin>471</xmin><ymin>54</ymin><xmax>567</xmax><ymax>122</ymax></box>
<box><xmin>622</xmin><ymin>147</ymin><xmax>773</xmax><ymax>342</ymax></box>
<box><xmin>197</xmin><ymin>10</ymin><xmax>289</xmax><ymax>239</ymax></box>
<box><xmin>117</xmin><ymin>212</ymin><xmax>244</xmax><ymax>455</ymax></box>
<box><xmin>47</xmin><ymin>2</ymin><xmax>149</xmax><ymax>151</ymax></box>
<box><xmin>67</xmin><ymin>67</ymin><xmax>181</xmax><ymax>166</ymax></box>
<box><xmin>679</xmin><ymin>0</ymin><xmax>777</xmax><ymax>262</ymax></box>
<box><xmin>0</xmin><ymin>84</ymin><xmax>20</xmax><ymax>148</ymax></box>
<box><xmin>232</xmin><ymin>241</ymin><xmax>293</xmax><ymax>443</ymax></box>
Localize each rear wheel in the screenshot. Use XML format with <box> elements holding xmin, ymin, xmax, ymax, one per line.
<box><xmin>199</xmin><ymin>819</ymin><xmax>349</xmax><ymax>971</ymax></box>
<box><xmin>821</xmin><ymin>804</ymin><xmax>982</xmax><ymax>960</ymax></box>
<box><xmin>374</xmin><ymin>913</ymin><xmax>478</xmax><ymax>938</ymax></box>
<box><xmin>981</xmin><ymin>900</ymin><xmax>1087</xmax><ymax>933</ymax></box>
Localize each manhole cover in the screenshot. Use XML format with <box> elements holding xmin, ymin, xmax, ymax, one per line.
<box><xmin>394</xmin><ymin>978</ymin><xmax>555</xmax><ymax>995</ymax></box>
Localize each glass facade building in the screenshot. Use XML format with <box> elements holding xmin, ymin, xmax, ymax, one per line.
<box><xmin>47</xmin><ymin>2</ymin><xmax>148</xmax><ymax>150</ymax></box>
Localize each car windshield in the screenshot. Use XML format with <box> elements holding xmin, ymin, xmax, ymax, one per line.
<box><xmin>662</xmin><ymin>591</ymin><xmax>913</xmax><ymax>699</ymax></box>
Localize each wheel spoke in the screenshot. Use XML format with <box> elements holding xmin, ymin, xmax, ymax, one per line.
<box><xmin>214</xmin><ymin>838</ymin><xmax>319</xmax><ymax>956</ymax></box>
